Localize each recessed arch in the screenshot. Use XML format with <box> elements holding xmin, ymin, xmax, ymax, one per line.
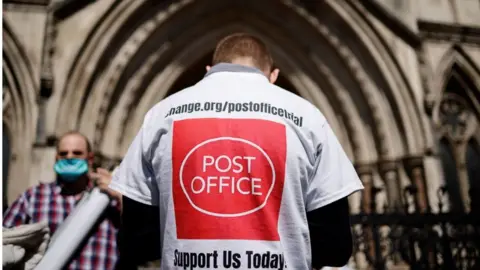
<box><xmin>433</xmin><ymin>53</ymin><xmax>480</xmax><ymax>133</ymax></box>
<box><xmin>57</xmin><ymin>0</ymin><xmax>423</xmax><ymax>171</ymax></box>
<box><xmin>433</xmin><ymin>52</ymin><xmax>480</xmax><ymax>212</ymax></box>
<box><xmin>434</xmin><ymin>45</ymin><xmax>480</xmax><ymax>104</ymax></box>
<box><xmin>94</xmin><ymin>22</ymin><xmax>362</xmax><ymax>163</ymax></box>
<box><xmin>2</xmin><ymin>19</ymin><xmax>38</xmax><ymax>203</ymax></box>
<box><xmin>326</xmin><ymin>0</ymin><xmax>426</xmax><ymax>158</ymax></box>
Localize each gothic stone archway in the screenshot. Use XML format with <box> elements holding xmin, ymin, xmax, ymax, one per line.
<box><xmin>3</xmin><ymin>19</ymin><xmax>39</xmax><ymax>204</ymax></box>
<box><xmin>54</xmin><ymin>0</ymin><xmax>427</xmax><ymax>215</ymax></box>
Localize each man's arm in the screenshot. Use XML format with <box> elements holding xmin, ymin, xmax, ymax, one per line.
<box><xmin>307</xmin><ymin>197</ymin><xmax>352</xmax><ymax>268</ymax></box>
<box><xmin>118</xmin><ymin>196</ymin><xmax>160</xmax><ymax>269</ymax></box>
<box><xmin>305</xmin><ymin>119</ymin><xmax>363</xmax><ymax>269</ymax></box>
<box><xmin>107</xmin><ymin>110</ymin><xmax>162</xmax><ymax>268</ymax></box>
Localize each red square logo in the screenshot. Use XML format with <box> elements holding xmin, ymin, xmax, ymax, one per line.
<box><xmin>172</xmin><ymin>118</ymin><xmax>286</xmax><ymax>241</ymax></box>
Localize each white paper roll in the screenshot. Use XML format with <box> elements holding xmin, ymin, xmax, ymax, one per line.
<box><xmin>34</xmin><ymin>188</ymin><xmax>111</xmax><ymax>270</ymax></box>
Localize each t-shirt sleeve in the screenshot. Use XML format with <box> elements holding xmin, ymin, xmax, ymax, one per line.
<box><xmin>109</xmin><ymin>111</ymin><xmax>159</xmax><ymax>206</ymax></box>
<box><xmin>305</xmin><ymin>121</ymin><xmax>364</xmax><ymax>212</ymax></box>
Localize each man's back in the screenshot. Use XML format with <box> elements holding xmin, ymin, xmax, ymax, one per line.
<box><xmin>111</xmin><ymin>63</ymin><xmax>363</xmax><ymax>269</ymax></box>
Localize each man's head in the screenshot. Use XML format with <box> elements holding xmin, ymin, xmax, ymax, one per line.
<box><xmin>55</xmin><ymin>131</ymin><xmax>94</xmax><ymax>183</ymax></box>
<box><xmin>207</xmin><ymin>33</ymin><xmax>280</xmax><ymax>84</ymax></box>
<box><xmin>56</xmin><ymin>131</ymin><xmax>94</xmax><ymax>164</ymax></box>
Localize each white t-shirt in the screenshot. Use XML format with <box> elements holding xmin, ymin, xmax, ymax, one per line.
<box><xmin>109</xmin><ymin>63</ymin><xmax>364</xmax><ymax>270</ymax></box>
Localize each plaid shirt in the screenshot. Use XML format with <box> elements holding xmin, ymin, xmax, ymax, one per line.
<box><xmin>3</xmin><ymin>182</ymin><xmax>120</xmax><ymax>270</ymax></box>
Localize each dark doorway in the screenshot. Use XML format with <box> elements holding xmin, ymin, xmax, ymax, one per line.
<box><xmin>167</xmin><ymin>52</ymin><xmax>300</xmax><ymax>97</ymax></box>
<box><xmin>3</xmin><ymin>124</ymin><xmax>11</xmax><ymax>213</ymax></box>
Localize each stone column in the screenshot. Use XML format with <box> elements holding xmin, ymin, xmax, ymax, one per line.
<box><xmin>354</xmin><ymin>165</ymin><xmax>373</xmax><ymax>269</ymax></box>
<box><xmin>405</xmin><ymin>157</ymin><xmax>429</xmax><ymax>213</ymax></box>
<box><xmin>380</xmin><ymin>161</ymin><xmax>402</xmax><ymax>212</ymax></box>
<box><xmin>454</xmin><ymin>143</ymin><xmax>471</xmax><ymax>212</ymax></box>
<box><xmin>357</xmin><ymin>165</ymin><xmax>373</xmax><ymax>214</ymax></box>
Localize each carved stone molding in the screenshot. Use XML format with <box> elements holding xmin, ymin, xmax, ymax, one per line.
<box><xmin>417</xmin><ymin>45</ymin><xmax>436</xmax><ymax>116</ymax></box>
<box><xmin>40</xmin><ymin>11</ymin><xmax>56</xmax><ymax>99</ymax></box>
<box><xmin>291</xmin><ymin>0</ymin><xmax>426</xmax><ymax>159</ymax></box>
<box><xmin>418</xmin><ymin>20</ymin><xmax>480</xmax><ymax>45</ymax></box>
<box><xmin>379</xmin><ymin>161</ymin><xmax>397</xmax><ymax>173</ymax></box>
<box><xmin>350</xmin><ymin>0</ymin><xmax>421</xmax><ymax>49</ymax></box>
<box><xmin>287</xmin><ymin>0</ymin><xmax>391</xmax><ymax>157</ymax></box>
<box><xmin>436</xmin><ymin>93</ymin><xmax>475</xmax><ymax>143</ymax></box>
<box><xmin>310</xmin><ymin>56</ymin><xmax>363</xmax><ymax>160</ymax></box>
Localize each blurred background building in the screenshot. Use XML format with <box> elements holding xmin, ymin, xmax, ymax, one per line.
<box><xmin>2</xmin><ymin>0</ymin><xmax>480</xmax><ymax>269</ymax></box>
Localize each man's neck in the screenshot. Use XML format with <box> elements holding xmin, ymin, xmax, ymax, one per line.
<box><xmin>230</xmin><ymin>58</ymin><xmax>256</xmax><ymax>68</ymax></box>
<box><xmin>230</xmin><ymin>58</ymin><xmax>268</xmax><ymax>74</ymax></box>
<box><xmin>59</xmin><ymin>175</ymin><xmax>90</xmax><ymax>196</ymax></box>
<box><xmin>205</xmin><ymin>63</ymin><xmax>267</xmax><ymax>79</ymax></box>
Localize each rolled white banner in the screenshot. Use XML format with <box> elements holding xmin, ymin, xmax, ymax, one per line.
<box><xmin>34</xmin><ymin>188</ymin><xmax>111</xmax><ymax>270</ymax></box>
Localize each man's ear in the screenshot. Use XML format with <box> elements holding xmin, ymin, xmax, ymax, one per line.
<box><xmin>205</xmin><ymin>65</ymin><xmax>211</xmax><ymax>72</ymax></box>
<box><xmin>269</xmin><ymin>68</ymin><xmax>280</xmax><ymax>84</ymax></box>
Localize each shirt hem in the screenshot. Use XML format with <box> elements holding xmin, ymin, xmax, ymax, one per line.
<box><xmin>108</xmin><ymin>181</ymin><xmax>154</xmax><ymax>206</ymax></box>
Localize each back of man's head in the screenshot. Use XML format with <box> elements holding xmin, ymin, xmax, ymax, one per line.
<box><xmin>212</xmin><ymin>33</ymin><xmax>273</xmax><ymax>73</ymax></box>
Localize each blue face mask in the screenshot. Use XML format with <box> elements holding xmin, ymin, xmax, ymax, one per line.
<box><xmin>54</xmin><ymin>158</ymin><xmax>89</xmax><ymax>182</ymax></box>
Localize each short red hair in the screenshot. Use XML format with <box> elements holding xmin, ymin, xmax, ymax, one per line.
<box><xmin>212</xmin><ymin>33</ymin><xmax>273</xmax><ymax>72</ymax></box>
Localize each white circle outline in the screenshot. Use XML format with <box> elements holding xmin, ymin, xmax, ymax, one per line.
<box><xmin>179</xmin><ymin>137</ymin><xmax>276</xmax><ymax>217</ymax></box>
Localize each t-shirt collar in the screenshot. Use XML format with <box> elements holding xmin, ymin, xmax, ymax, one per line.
<box><xmin>204</xmin><ymin>63</ymin><xmax>266</xmax><ymax>78</ymax></box>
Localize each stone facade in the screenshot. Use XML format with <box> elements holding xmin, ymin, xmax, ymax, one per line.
<box><xmin>3</xmin><ymin>0</ymin><xmax>480</xmax><ymax>226</ymax></box>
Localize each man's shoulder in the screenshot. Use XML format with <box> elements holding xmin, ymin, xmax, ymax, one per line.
<box><xmin>23</xmin><ymin>182</ymin><xmax>57</xmax><ymax>197</ymax></box>
<box><xmin>274</xmin><ymin>84</ymin><xmax>314</xmax><ymax>102</ymax></box>
<box><xmin>269</xmin><ymin>84</ymin><xmax>326</xmax><ymax>119</ymax></box>
<box><xmin>145</xmin><ymin>86</ymin><xmax>196</xmax><ymax>116</ymax></box>
<box><xmin>8</xmin><ymin>183</ymin><xmax>56</xmax><ymax>208</ymax></box>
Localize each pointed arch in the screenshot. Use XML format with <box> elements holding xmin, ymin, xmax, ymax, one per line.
<box><xmin>433</xmin><ymin>46</ymin><xmax>480</xmax><ymax>213</ymax></box>
<box><xmin>56</xmin><ymin>0</ymin><xmax>426</xmax><ymax>176</ymax></box>
<box><xmin>57</xmin><ymin>0</ymin><xmax>374</xmax><ymax>163</ymax></box>
<box><xmin>433</xmin><ymin>47</ymin><xmax>480</xmax><ymax>136</ymax></box>
<box><xmin>324</xmin><ymin>0</ymin><xmax>427</xmax><ymax>158</ymax></box>
<box><xmin>435</xmin><ymin>45</ymin><xmax>480</xmax><ymax>105</ymax></box>
<box><xmin>2</xmin><ymin>19</ymin><xmax>38</xmax><ymax>203</ymax></box>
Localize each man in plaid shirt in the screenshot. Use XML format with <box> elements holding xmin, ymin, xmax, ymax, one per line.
<box><xmin>3</xmin><ymin>131</ymin><xmax>122</xmax><ymax>270</ymax></box>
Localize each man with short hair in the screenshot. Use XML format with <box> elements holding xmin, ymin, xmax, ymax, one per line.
<box><xmin>3</xmin><ymin>131</ymin><xmax>122</xmax><ymax>270</ymax></box>
<box><xmin>112</xmin><ymin>33</ymin><xmax>364</xmax><ymax>269</ymax></box>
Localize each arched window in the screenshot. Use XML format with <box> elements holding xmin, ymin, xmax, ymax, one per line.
<box><xmin>436</xmin><ymin>65</ymin><xmax>479</xmax><ymax>213</ymax></box>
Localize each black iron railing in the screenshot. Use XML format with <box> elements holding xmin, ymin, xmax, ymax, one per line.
<box><xmin>350</xmin><ymin>186</ymin><xmax>480</xmax><ymax>270</ymax></box>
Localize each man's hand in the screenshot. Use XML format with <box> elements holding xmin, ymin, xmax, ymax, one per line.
<box><xmin>90</xmin><ymin>168</ymin><xmax>122</xmax><ymax>202</ymax></box>
<box><xmin>3</xmin><ymin>220</ymin><xmax>50</xmax><ymax>270</ymax></box>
